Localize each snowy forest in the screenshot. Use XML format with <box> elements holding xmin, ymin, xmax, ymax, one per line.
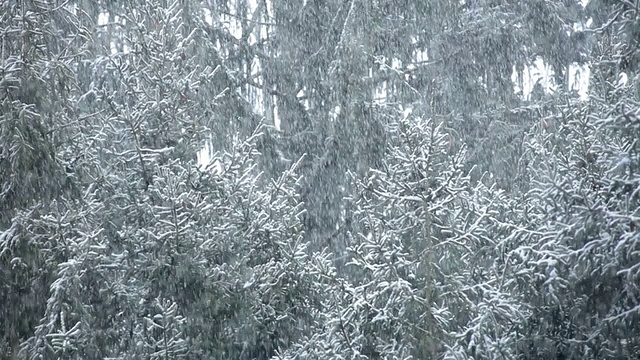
<box><xmin>1</xmin><ymin>0</ymin><xmax>639</xmax><ymax>359</ymax></box>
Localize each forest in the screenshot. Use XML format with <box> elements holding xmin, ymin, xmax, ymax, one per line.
<box><xmin>0</xmin><ymin>0</ymin><xmax>639</xmax><ymax>359</ymax></box>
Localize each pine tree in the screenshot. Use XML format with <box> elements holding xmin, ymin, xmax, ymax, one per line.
<box><xmin>507</xmin><ymin>1</ymin><xmax>640</xmax><ymax>356</ymax></box>
<box><xmin>0</xmin><ymin>1</ymin><xmax>92</xmax><ymax>356</ymax></box>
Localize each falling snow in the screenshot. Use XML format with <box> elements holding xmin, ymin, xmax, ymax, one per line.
<box><xmin>1</xmin><ymin>0</ymin><xmax>639</xmax><ymax>359</ymax></box>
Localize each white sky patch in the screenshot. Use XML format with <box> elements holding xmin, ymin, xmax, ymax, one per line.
<box><xmin>330</xmin><ymin>106</ymin><xmax>341</xmax><ymax>122</ymax></box>
<box><xmin>391</xmin><ymin>58</ymin><xmax>402</xmax><ymax>70</ymax></box>
<box><xmin>274</xmin><ymin>102</ymin><xmax>281</xmax><ymax>131</ymax></box>
<box><xmin>374</xmin><ymin>80</ymin><xmax>387</xmax><ymax>105</ymax></box>
<box><xmin>98</xmin><ymin>13</ymin><xmax>109</xmax><ymax>26</ymax></box>
<box><xmin>513</xmin><ymin>57</ymin><xmax>590</xmax><ymax>101</ymax></box>
<box><xmin>586</xmin><ymin>18</ymin><xmax>593</xmax><ymax>28</ymax></box>
<box><xmin>513</xmin><ymin>57</ymin><xmax>544</xmax><ymax>100</ymax></box>
<box><xmin>196</xmin><ymin>138</ymin><xmax>224</xmax><ymax>174</ymax></box>
<box><xmin>203</xmin><ymin>8</ymin><xmax>213</xmax><ymax>26</ymax></box>
<box><xmin>402</xmin><ymin>107</ymin><xmax>413</xmax><ymax>120</ymax></box>
<box><xmin>618</xmin><ymin>72</ymin><xmax>628</xmax><ymax>86</ymax></box>
<box><xmin>569</xmin><ymin>63</ymin><xmax>590</xmax><ymax>100</ymax></box>
<box><xmin>297</xmin><ymin>89</ymin><xmax>310</xmax><ymax>111</ymax></box>
<box><xmin>534</xmin><ymin>57</ymin><xmax>557</xmax><ymax>95</ymax></box>
<box><xmin>415</xmin><ymin>48</ymin><xmax>428</xmax><ymax>63</ymax></box>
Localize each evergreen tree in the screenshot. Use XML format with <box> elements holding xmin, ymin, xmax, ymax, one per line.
<box><xmin>0</xmin><ymin>1</ymin><xmax>91</xmax><ymax>355</ymax></box>
<box><xmin>2</xmin><ymin>0</ymin><xmax>639</xmax><ymax>359</ymax></box>
<box><xmin>507</xmin><ymin>1</ymin><xmax>640</xmax><ymax>357</ymax></box>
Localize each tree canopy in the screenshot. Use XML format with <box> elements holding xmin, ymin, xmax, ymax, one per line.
<box><xmin>1</xmin><ymin>0</ymin><xmax>638</xmax><ymax>358</ymax></box>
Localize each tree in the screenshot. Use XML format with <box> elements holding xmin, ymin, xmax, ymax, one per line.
<box><xmin>280</xmin><ymin>112</ymin><xmax>529</xmax><ymax>359</ymax></box>
<box><xmin>0</xmin><ymin>1</ymin><xmax>91</xmax><ymax>355</ymax></box>
<box><xmin>505</xmin><ymin>1</ymin><xmax>640</xmax><ymax>356</ymax></box>
<box><xmin>0</xmin><ymin>1</ymin><xmax>327</xmax><ymax>358</ymax></box>
<box><xmin>3</xmin><ymin>0</ymin><xmax>639</xmax><ymax>359</ymax></box>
